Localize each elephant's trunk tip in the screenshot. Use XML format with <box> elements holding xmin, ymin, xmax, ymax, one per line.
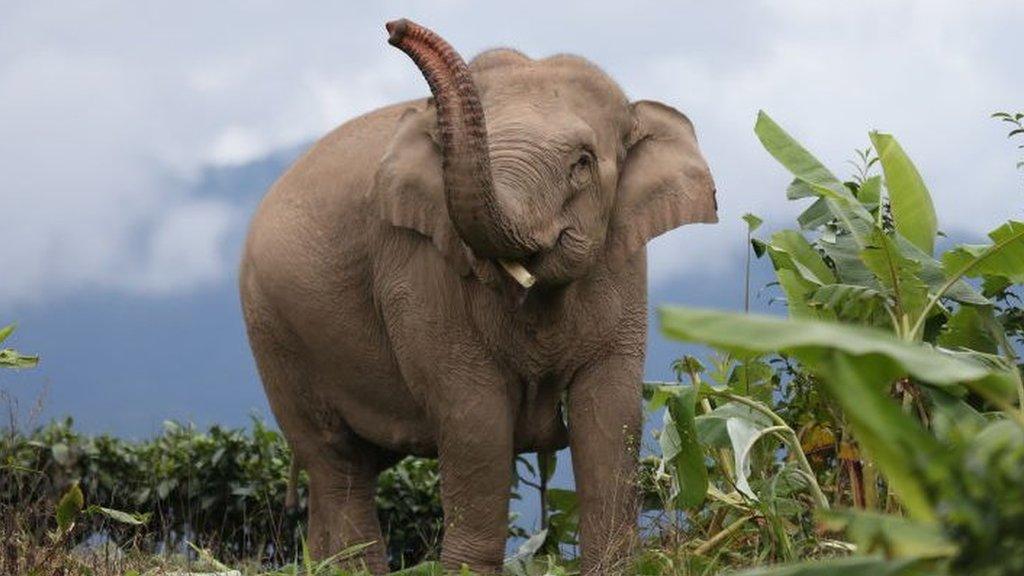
<box><xmin>385</xmin><ymin>18</ymin><xmax>411</xmax><ymax>46</ymax></box>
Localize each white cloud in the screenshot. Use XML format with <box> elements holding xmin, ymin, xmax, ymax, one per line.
<box><xmin>0</xmin><ymin>2</ymin><xmax>419</xmax><ymax>304</ymax></box>
<box><xmin>1</xmin><ymin>1</ymin><xmax>1021</xmax><ymax>303</ymax></box>
<box><xmin>632</xmin><ymin>0</ymin><xmax>1024</xmax><ymax>287</ymax></box>
<box><xmin>208</xmin><ymin>126</ymin><xmax>268</xmax><ymax>167</ymax></box>
<box><xmin>125</xmin><ymin>200</ymin><xmax>240</xmax><ymax>294</ymax></box>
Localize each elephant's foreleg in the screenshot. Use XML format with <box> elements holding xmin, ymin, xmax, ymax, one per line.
<box><xmin>436</xmin><ymin>382</ymin><xmax>514</xmax><ymax>574</ymax></box>
<box><xmin>568</xmin><ymin>354</ymin><xmax>643</xmax><ymax>575</ymax></box>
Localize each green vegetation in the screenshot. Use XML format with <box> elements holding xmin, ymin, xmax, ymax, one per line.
<box><xmin>1</xmin><ymin>417</ymin><xmax>443</xmax><ymax>574</ymax></box>
<box><xmin>993</xmin><ymin>111</ymin><xmax>1024</xmax><ymax>172</ymax></box>
<box><xmin>644</xmin><ymin>111</ymin><xmax>1024</xmax><ymax>575</ymax></box>
<box><xmin>0</xmin><ymin>324</ymin><xmax>38</xmax><ymax>369</ymax></box>
<box><xmin>3</xmin><ymin>110</ymin><xmax>1024</xmax><ymax>575</ymax></box>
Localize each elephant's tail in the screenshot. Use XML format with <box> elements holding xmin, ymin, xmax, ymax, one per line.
<box><xmin>284</xmin><ymin>453</ymin><xmax>301</xmax><ymax>513</ymax></box>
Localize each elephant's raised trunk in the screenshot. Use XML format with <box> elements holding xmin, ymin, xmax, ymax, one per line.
<box><xmin>386</xmin><ymin>18</ymin><xmax>528</xmax><ymax>261</ymax></box>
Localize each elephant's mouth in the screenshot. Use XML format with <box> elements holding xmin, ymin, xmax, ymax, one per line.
<box><xmin>498</xmin><ymin>227</ymin><xmax>570</xmax><ymax>288</ymax></box>
<box><xmin>506</xmin><ymin>227</ymin><xmax>592</xmax><ymax>287</ymax></box>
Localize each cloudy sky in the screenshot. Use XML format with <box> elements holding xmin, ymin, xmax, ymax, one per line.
<box><xmin>2</xmin><ymin>0</ymin><xmax>1022</xmax><ymax>307</ymax></box>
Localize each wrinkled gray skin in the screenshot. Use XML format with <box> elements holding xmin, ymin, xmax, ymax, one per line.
<box><xmin>240</xmin><ymin>19</ymin><xmax>716</xmax><ymax>575</ymax></box>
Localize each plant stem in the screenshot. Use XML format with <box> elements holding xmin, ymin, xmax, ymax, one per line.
<box><xmin>706</xmin><ymin>391</ymin><xmax>831</xmax><ymax>510</ymax></box>
<box><xmin>745</xmin><ymin>230</ymin><xmax>752</xmax><ymax>314</ymax></box>
<box><xmin>780</xmin><ymin>428</ymin><xmax>831</xmax><ymax>510</ymax></box>
<box><xmin>537</xmin><ymin>451</ymin><xmax>552</xmax><ymax>530</ymax></box>
<box><xmin>694</xmin><ymin>514</ymin><xmax>753</xmax><ymax>556</ymax></box>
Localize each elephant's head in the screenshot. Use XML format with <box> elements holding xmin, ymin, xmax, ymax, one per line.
<box><xmin>377</xmin><ymin>19</ymin><xmax>717</xmax><ymax>287</ymax></box>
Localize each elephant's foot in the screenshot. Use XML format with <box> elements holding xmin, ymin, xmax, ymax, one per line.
<box><xmin>440</xmin><ymin>541</ymin><xmax>504</xmax><ymax>575</ymax></box>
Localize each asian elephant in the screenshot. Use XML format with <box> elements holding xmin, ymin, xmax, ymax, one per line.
<box><xmin>240</xmin><ymin>18</ymin><xmax>716</xmax><ymax>575</ymax></box>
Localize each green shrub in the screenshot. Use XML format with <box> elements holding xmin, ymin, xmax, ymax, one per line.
<box><xmin>0</xmin><ymin>418</ymin><xmax>443</xmax><ymax>571</ymax></box>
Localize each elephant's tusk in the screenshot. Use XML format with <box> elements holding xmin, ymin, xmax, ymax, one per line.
<box><xmin>498</xmin><ymin>259</ymin><xmax>536</xmax><ymax>289</ymax></box>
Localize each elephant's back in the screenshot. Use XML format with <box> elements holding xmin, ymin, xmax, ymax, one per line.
<box><xmin>240</xmin><ymin>98</ymin><xmax>429</xmax><ymax>354</ymax></box>
<box><xmin>242</xmin><ymin>100</ymin><xmax>427</xmax><ymax>292</ymax></box>
<box><xmin>250</xmin><ymin>97</ymin><xmax>429</xmax><ymax>242</ymax></box>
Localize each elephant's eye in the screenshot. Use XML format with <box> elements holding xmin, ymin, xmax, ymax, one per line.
<box><xmin>569</xmin><ymin>151</ymin><xmax>595</xmax><ymax>187</ymax></box>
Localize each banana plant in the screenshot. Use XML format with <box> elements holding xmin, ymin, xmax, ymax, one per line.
<box><xmin>644</xmin><ymin>351</ymin><xmax>831</xmax><ymax>564</ymax></box>
<box><xmin>659</xmin><ymin>306</ymin><xmax>1024</xmax><ymax>576</ymax></box>
<box><xmin>753</xmin><ymin>111</ymin><xmax>1024</xmax><ymax>413</ymax></box>
<box><xmin>752</xmin><ymin>112</ymin><xmax>1024</xmax><ymax>349</ymax></box>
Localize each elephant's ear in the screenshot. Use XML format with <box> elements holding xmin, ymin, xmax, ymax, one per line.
<box><xmin>374</xmin><ymin>105</ymin><xmax>479</xmax><ymax>277</ymax></box>
<box><xmin>606</xmin><ymin>100</ymin><xmax>717</xmax><ymax>265</ymax></box>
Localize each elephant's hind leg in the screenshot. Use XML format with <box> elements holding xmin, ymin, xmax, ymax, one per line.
<box><xmin>254</xmin><ymin>354</ymin><xmax>389</xmax><ymax>573</ymax></box>
<box><xmin>243</xmin><ymin>294</ymin><xmax>389</xmax><ymax>573</ymax></box>
<box><xmin>302</xmin><ymin>440</ymin><xmax>389</xmax><ymax>574</ymax></box>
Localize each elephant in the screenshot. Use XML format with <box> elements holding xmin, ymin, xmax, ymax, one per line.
<box><xmin>240</xmin><ymin>18</ymin><xmax>717</xmax><ymax>575</ymax></box>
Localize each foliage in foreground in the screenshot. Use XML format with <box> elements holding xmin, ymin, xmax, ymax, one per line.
<box><xmin>651</xmin><ymin>110</ymin><xmax>1024</xmax><ymax>575</ymax></box>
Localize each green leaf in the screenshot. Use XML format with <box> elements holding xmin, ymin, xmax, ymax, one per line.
<box><xmin>726</xmin><ymin>414</ymin><xmax>778</xmax><ymax>499</ymax></box>
<box><xmin>756</xmin><ymin>111</ymin><xmax>874</xmax><ymax>243</ymax></box>
<box><xmin>391</xmin><ymin>562</ymin><xmax>445</xmax><ymax>576</ymax></box>
<box><xmin>504</xmin><ymin>529</ymin><xmax>549</xmax><ymax>575</ymax></box>
<box><xmin>659</xmin><ymin>307</ymin><xmax>1012</xmax><ymax>397</ymax></box>
<box><xmin>808</xmin><ymin>283</ymin><xmax>890</xmax><ymax>326</ymax></box>
<box><xmin>752</xmin><ymin>238</ymin><xmax>769</xmax><ymax>258</ymax></box>
<box><xmin>756</xmin><ymin>111</ymin><xmax>847</xmax><ymax>197</ymax></box>
<box><xmin>922</xmin><ymin>388</ymin><xmax>988</xmax><ymax>443</ymax></box>
<box><xmin>897</xmin><ymin>235</ymin><xmax>987</xmax><ymax>306</ymax></box>
<box><xmin>768</xmin><ymin>230</ymin><xmax>836</xmax><ymax>286</ymax></box>
<box><xmin>819</xmin><ymin>234</ymin><xmax>881</xmax><ymax>288</ymax></box>
<box><xmin>733</xmin><ymin>556</ymin><xmax>933</xmax><ymax>576</ymax></box>
<box><xmin>796</xmin><ymin>197</ymin><xmax>832</xmax><ymax>230</ymax></box>
<box><xmin>696</xmin><ymin>402</ymin><xmax>774</xmax><ymax>450</ymax></box>
<box><xmin>646</xmin><ymin>383</ymin><xmax>683</xmax><ymax>411</ymax></box>
<box><xmin>0</xmin><ymin>350</ymin><xmax>39</xmax><ymax>368</ymax></box>
<box><xmin>186</xmin><ymin>541</ymin><xmax>232</xmax><ymax>571</ymax></box>
<box><xmin>87</xmin><ymin>505</ymin><xmax>149</xmax><ymax>526</ymax></box>
<box><xmin>937</xmin><ymin>305</ymin><xmax>1000</xmax><ymax>354</ymax></box>
<box><xmin>673</xmin><ymin>355</ymin><xmax>706</xmax><ymax>381</ymax></box>
<box><xmin>776</xmin><ymin>268</ymin><xmax>826</xmax><ymax>320</ymax></box>
<box><xmin>857</xmin><ymin>175</ymin><xmax>882</xmax><ymax>210</ymax></box>
<box><xmin>787</xmin><ymin>178</ymin><xmax>818</xmax><ymax>200</ymax></box>
<box><xmin>56</xmin><ymin>483</ymin><xmax>84</xmax><ymax>533</ymax></box>
<box><xmin>870</xmin><ymin>132</ymin><xmax>937</xmax><ymax>255</ymax></box>
<box><xmin>51</xmin><ymin>443</ymin><xmax>71</xmax><ymax>466</ymax></box>
<box><xmin>859</xmin><ymin>229</ymin><xmax>929</xmax><ymax>322</ymax></box>
<box><xmin>743</xmin><ymin>213</ymin><xmax>764</xmax><ymax>233</ymax></box>
<box><xmin>0</xmin><ymin>324</ymin><xmax>39</xmax><ymax>369</ymax></box>
<box><xmin>537</xmin><ymin>451</ymin><xmax>557</xmax><ymax>484</ymax></box>
<box><xmin>727</xmin><ymin>359</ymin><xmax>775</xmax><ymax>393</ymax></box>
<box><xmin>942</xmin><ymin>220</ymin><xmax>1024</xmax><ymax>285</ymax></box>
<box><xmin>656</xmin><ymin>385</ymin><xmax>708</xmax><ymax>509</ymax></box>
